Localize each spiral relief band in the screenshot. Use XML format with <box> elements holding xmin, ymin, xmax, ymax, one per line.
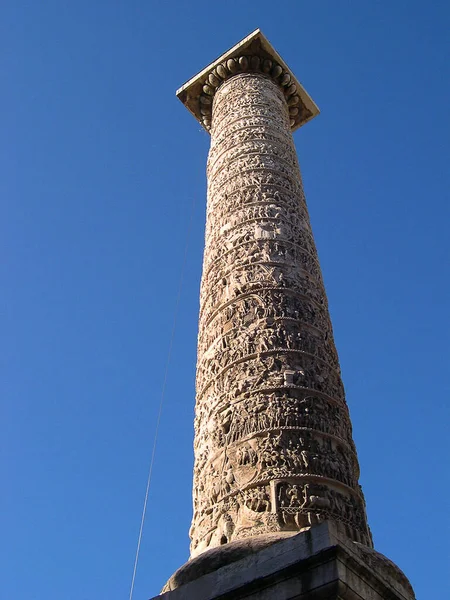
<box><xmin>189</xmin><ymin>72</ymin><xmax>372</xmax><ymax>558</ymax></box>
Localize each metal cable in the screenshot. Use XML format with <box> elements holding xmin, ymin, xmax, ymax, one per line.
<box><xmin>128</xmin><ymin>196</ymin><xmax>196</xmax><ymax>600</ymax></box>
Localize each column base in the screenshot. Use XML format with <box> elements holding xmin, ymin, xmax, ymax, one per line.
<box><xmin>152</xmin><ymin>521</ymin><xmax>414</xmax><ymax>600</ymax></box>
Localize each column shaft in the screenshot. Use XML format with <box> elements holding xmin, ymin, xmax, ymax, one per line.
<box><xmin>190</xmin><ymin>73</ymin><xmax>371</xmax><ymax>558</ymax></box>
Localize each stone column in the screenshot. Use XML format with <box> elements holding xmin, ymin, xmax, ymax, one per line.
<box><xmin>162</xmin><ymin>30</ymin><xmax>415</xmax><ymax>600</ymax></box>
<box><xmin>177</xmin><ymin>31</ymin><xmax>371</xmax><ymax>560</ymax></box>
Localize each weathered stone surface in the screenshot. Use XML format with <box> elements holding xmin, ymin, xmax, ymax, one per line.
<box><xmin>156</xmin><ymin>522</ymin><xmax>415</xmax><ymax>600</ymax></box>
<box><xmin>189</xmin><ymin>71</ymin><xmax>372</xmax><ymax>559</ymax></box>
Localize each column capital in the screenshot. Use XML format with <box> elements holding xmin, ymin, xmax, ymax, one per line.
<box><xmin>176</xmin><ymin>29</ymin><xmax>320</xmax><ymax>133</ymax></box>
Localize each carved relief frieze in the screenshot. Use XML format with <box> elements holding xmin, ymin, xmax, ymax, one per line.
<box><xmin>189</xmin><ymin>73</ymin><xmax>371</xmax><ymax>558</ymax></box>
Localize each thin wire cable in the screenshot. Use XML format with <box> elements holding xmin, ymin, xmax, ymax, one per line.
<box><xmin>128</xmin><ymin>196</ymin><xmax>196</xmax><ymax>600</ymax></box>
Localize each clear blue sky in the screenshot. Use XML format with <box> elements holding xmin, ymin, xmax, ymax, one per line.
<box><xmin>2</xmin><ymin>2</ymin><xmax>449</xmax><ymax>599</ymax></box>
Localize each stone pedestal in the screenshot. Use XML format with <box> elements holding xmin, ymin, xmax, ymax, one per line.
<box><xmin>153</xmin><ymin>522</ymin><xmax>414</xmax><ymax>600</ymax></box>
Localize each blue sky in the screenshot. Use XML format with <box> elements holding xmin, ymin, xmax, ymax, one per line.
<box><xmin>2</xmin><ymin>2</ymin><xmax>449</xmax><ymax>599</ymax></box>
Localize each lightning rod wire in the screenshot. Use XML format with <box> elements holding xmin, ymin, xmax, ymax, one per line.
<box><xmin>128</xmin><ymin>196</ymin><xmax>196</xmax><ymax>600</ymax></box>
